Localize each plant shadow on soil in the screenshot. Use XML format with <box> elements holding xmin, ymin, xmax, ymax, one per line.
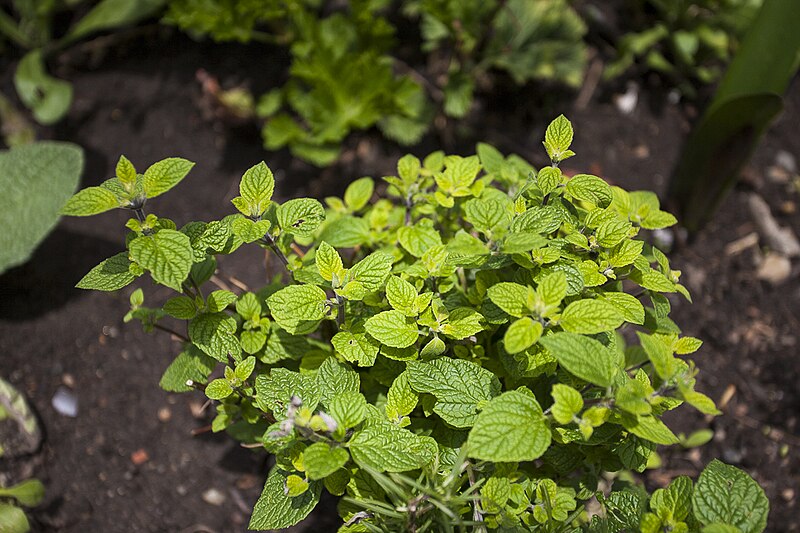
<box><xmin>0</xmin><ymin>29</ymin><xmax>798</xmax><ymax>532</ymax></box>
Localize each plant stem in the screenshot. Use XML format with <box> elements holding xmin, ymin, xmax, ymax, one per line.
<box><xmin>465</xmin><ymin>463</ymin><xmax>486</xmax><ymax>532</ymax></box>
<box><xmin>260</xmin><ymin>233</ymin><xmax>290</xmax><ymax>271</ymax></box>
<box><xmin>153</xmin><ymin>323</ymin><xmax>190</xmax><ymax>343</ymax></box>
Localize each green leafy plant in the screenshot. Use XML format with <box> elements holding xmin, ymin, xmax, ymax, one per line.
<box><xmin>0</xmin><ymin>377</ymin><xmax>45</xmax><ymax>533</ymax></box>
<box><xmin>0</xmin><ymin>141</ymin><xmax>83</xmax><ymax>274</ymax></box>
<box><xmin>167</xmin><ymin>1</ymin><xmax>586</xmax><ymax>165</ymax></box>
<box><xmin>606</xmin><ymin>0</ymin><xmax>762</xmax><ymax>97</ymax></box>
<box><xmin>0</xmin><ymin>478</ymin><xmax>45</xmax><ymax>533</ymax></box>
<box><xmin>63</xmin><ymin>116</ymin><xmax>768</xmax><ymax>531</ymax></box>
<box><xmin>0</xmin><ymin>0</ymin><xmax>165</xmax><ymax>124</ymax></box>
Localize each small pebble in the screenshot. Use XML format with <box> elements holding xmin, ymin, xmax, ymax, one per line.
<box><xmin>52</xmin><ymin>387</ymin><xmax>78</xmax><ymax>417</ymax></box>
<box><xmin>756</xmin><ymin>252</ymin><xmax>792</xmax><ymax>286</ymax></box>
<box><xmin>189</xmin><ymin>401</ymin><xmax>206</xmax><ymax>419</ymax></box>
<box><xmin>131</xmin><ymin>448</ymin><xmax>149</xmax><ymax>465</ymax></box>
<box><xmin>177</xmin><ymin>485</ymin><xmax>188</xmax><ymax>496</ymax></box>
<box><xmin>62</xmin><ymin>374</ymin><xmax>75</xmax><ymax>388</ymax></box>
<box><xmin>202</xmin><ymin>488</ymin><xmax>226</xmax><ymax>506</ymax></box>
<box><xmin>776</xmin><ymin>150</ymin><xmax>797</xmax><ymax>174</ymax></box>
<box><xmin>782</xmin><ymin>488</ymin><xmax>795</xmax><ymax>502</ymax></box>
<box><xmin>157</xmin><ymin>407</ymin><xmax>172</xmax><ymax>422</ymax></box>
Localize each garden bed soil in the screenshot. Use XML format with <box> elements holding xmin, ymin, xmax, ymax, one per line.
<box><xmin>1</xmin><ymin>31</ymin><xmax>798</xmax><ymax>531</ymax></box>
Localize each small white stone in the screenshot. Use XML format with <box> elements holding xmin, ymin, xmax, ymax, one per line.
<box><xmin>202</xmin><ymin>488</ymin><xmax>226</xmax><ymax>506</ymax></box>
<box><xmin>756</xmin><ymin>252</ymin><xmax>792</xmax><ymax>286</ymax></box>
<box><xmin>52</xmin><ymin>387</ymin><xmax>78</xmax><ymax>417</ymax></box>
<box><xmin>776</xmin><ymin>150</ymin><xmax>797</xmax><ymax>174</ymax></box>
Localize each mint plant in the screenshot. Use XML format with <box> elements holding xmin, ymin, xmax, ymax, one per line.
<box><xmin>63</xmin><ymin>116</ymin><xmax>769</xmax><ymax>531</ymax></box>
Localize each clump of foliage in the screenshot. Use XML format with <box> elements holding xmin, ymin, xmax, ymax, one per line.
<box><xmin>0</xmin><ymin>0</ymin><xmax>165</xmax><ymax>123</ymax></box>
<box><xmin>0</xmin><ymin>141</ymin><xmax>83</xmax><ymax>274</ymax></box>
<box><xmin>402</xmin><ymin>0</ymin><xmax>587</xmax><ymax>118</ymax></box>
<box><xmin>0</xmin><ymin>377</ymin><xmax>45</xmax><ymax>533</ymax></box>
<box><xmin>63</xmin><ymin>117</ymin><xmax>768</xmax><ymax>531</ymax></box>
<box><xmin>606</xmin><ymin>0</ymin><xmax>762</xmax><ymax>97</ymax></box>
<box><xmin>166</xmin><ymin>0</ymin><xmax>586</xmax><ymax>165</ymax></box>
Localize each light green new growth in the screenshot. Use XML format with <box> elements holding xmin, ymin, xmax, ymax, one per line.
<box><xmin>63</xmin><ymin>116</ymin><xmax>768</xmax><ymax>532</ymax></box>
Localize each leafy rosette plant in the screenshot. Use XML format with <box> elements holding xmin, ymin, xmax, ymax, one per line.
<box><xmin>62</xmin><ymin>116</ymin><xmax>769</xmax><ymax>532</ymax></box>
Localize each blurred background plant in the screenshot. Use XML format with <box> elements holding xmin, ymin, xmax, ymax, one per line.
<box><xmin>0</xmin><ymin>0</ymin><xmax>165</xmax><ymax>124</ymax></box>
<box><xmin>0</xmin><ymin>377</ymin><xmax>45</xmax><ymax>533</ymax></box>
<box><xmin>601</xmin><ymin>0</ymin><xmax>763</xmax><ymax>98</ymax></box>
<box><xmin>164</xmin><ymin>0</ymin><xmax>588</xmax><ymax>165</ymax></box>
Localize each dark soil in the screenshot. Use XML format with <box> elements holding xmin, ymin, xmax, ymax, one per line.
<box><xmin>0</xmin><ymin>28</ymin><xmax>798</xmax><ymax>532</ymax></box>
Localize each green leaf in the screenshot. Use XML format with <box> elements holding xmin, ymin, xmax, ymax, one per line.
<box><xmin>14</xmin><ymin>50</ymin><xmax>73</xmax><ymax>125</ymax></box>
<box><xmin>385</xmin><ymin>276</ymin><xmax>418</xmax><ymax>316</ymax></box>
<box><xmin>128</xmin><ymin>229</ymin><xmax>193</xmax><ymax>291</ymax></box>
<box><xmin>163</xmin><ymin>296</ymin><xmax>197</xmax><ymax>319</ymax></box>
<box><xmin>596</xmin><ymin>218</ymin><xmax>632</xmax><ymax>247</ymax></box>
<box><xmin>278</xmin><ymin>198</ymin><xmax>325</xmax><ymax>236</ymax></box>
<box><xmin>159</xmin><ymin>347</ymin><xmax>216</xmax><ymax>392</ymax></box>
<box><xmin>467</xmin><ymin>390</ymin><xmax>551</xmax><ymax>462</ymax></box>
<box><xmin>398</xmin><ymin>224</ymin><xmax>442</xmax><ymax>257</ymax></box>
<box><xmin>543</xmin><ymin>114</ymin><xmax>574</xmax><ymax>161</ymax></box>
<box><xmin>365</xmin><ymin>310</ymin><xmax>419</xmax><ymax>348</ymax></box>
<box><xmin>487</xmin><ymin>282</ymin><xmax>532</xmax><ymax>318</ymax></box>
<box><xmin>115</xmin><ymin>155</ymin><xmax>136</xmax><ymax>186</ymax></box>
<box><xmin>238</xmin><ymin>162</ymin><xmax>275</xmax><ymax>215</ymax></box>
<box><xmin>315</xmin><ymin>242</ymin><xmax>344</xmax><ymax>282</ymax></box>
<box><xmin>621</xmin><ymin>413</ymin><xmax>679</xmax><ymax>445</ymax></box>
<box><xmin>637</xmin><ymin>332</ymin><xmax>678</xmax><ymax>380</ymax></box>
<box><xmin>249</xmin><ymin>467</ymin><xmax>321</xmax><ymax>530</ymax></box>
<box><xmin>316</xmin><ymin>357</ymin><xmax>360</xmax><ymax>407</ymax></box>
<box><xmin>0</xmin><ymin>479</ymin><xmax>44</xmax><ymax>507</ymax></box>
<box><xmin>441</xmin><ymin>307</ymin><xmax>485</xmax><ymax>339</ymax></box>
<box><xmin>206</xmin><ymin>290</ymin><xmax>237</xmax><ymax>313</ymax></box>
<box><xmin>559</xmin><ymin>299</ymin><xmax>625</xmax><ymax>334</ymax></box>
<box><xmin>465</xmin><ymin>198</ymin><xmax>511</xmax><ymax>233</ymax></box>
<box><xmin>231</xmin><ymin>217</ymin><xmax>270</xmax><ymax>243</ymax></box>
<box><xmin>189</xmin><ymin>313</ymin><xmax>241</xmax><ymax>362</ymax></box>
<box><xmin>0</xmin><ymin>142</ymin><xmax>82</xmax><ymax>270</ymax></box>
<box><xmin>599</xmin><ymin>292</ymin><xmax>645</xmax><ymax>325</ymax></box>
<box><xmin>205</xmin><ymin>378</ymin><xmax>233</xmax><ymax>400</ymax></box>
<box><xmin>332</xmin><ymin>331</ymin><xmax>379</xmax><ymax>367</ymax></box>
<box><xmin>0</xmin><ymin>503</ymin><xmax>29</xmax><ymax>533</ymax></box>
<box><xmin>348</xmin><ymin>252</ymin><xmax>393</xmax><ymax>292</ymax></box>
<box><xmin>537</xmin><ymin>166</ymin><xmax>562</xmax><ymax>196</ymax></box>
<box><xmin>76</xmin><ymin>252</ymin><xmax>137</xmax><ymax>291</ymax></box>
<box><xmin>256</xmin><ymin>369</ymin><xmax>320</xmax><ymax>415</ymax></box>
<box><xmin>613</xmin><ymin>434</ymin><xmax>656</xmax><ymax>473</ymax></box>
<box><xmin>504</xmin><ymin>317</ymin><xmax>543</xmax><ymax>354</ymax></box>
<box><xmin>318</xmin><ymin>216</ymin><xmax>370</xmax><ymax>247</ymax></box>
<box><xmin>267</xmin><ymin>284</ymin><xmax>327</xmax><ymax>335</ymax></box>
<box><xmin>538</xmin><ymin>332</ymin><xmax>618</xmax><ymax>387</ymax></box>
<box><xmin>143</xmin><ymin>158</ymin><xmax>195</xmax><ymax>198</ymax></box>
<box><xmin>303</xmin><ymin>443</ymin><xmax>350</xmax><ymax>480</ymax></box>
<box><xmin>236</xmin><ymin>292</ymin><xmax>263</xmax><ymax>320</ymax></box>
<box><xmin>693</xmin><ymin>460</ymin><xmax>768</xmax><ymax>532</ymax></box>
<box><xmin>344</xmin><ymin>177</ymin><xmax>374</xmax><ymax>211</ymax></box>
<box><xmin>327</xmin><ymin>391</ymin><xmax>367</xmax><ymax>429</ymax></box>
<box><xmin>285</xmin><ymin>475</ymin><xmax>308</xmax><ymax>497</ymax></box>
<box><xmin>349</xmin><ymin>423</ymin><xmax>436</xmax><ymax>473</ymax></box>
<box><xmin>235</xmin><ymin>356</ymin><xmax>256</xmax><ymax>381</ymax></box>
<box><xmin>537</xmin><ymin>271</ymin><xmax>568</xmax><ymax>309</ymax></box>
<box><xmin>385</xmin><ymin>372</ymin><xmax>418</xmax><ymax>423</ymax></box>
<box><xmin>61</xmin><ymin>187</ymin><xmax>119</xmax><ymax>217</ymax></box>
<box><xmin>565</xmin><ymin>174</ymin><xmax>613</xmax><ymax>207</ymax></box>
<box><xmin>551</xmin><ymin>384</ymin><xmax>583</xmax><ymax>425</ymax></box>
<box><xmin>407</xmin><ymin>358</ymin><xmax>500</xmax><ymax>428</ymax></box>
<box><xmin>65</xmin><ymin>0</ymin><xmax>165</xmax><ymax>42</ymax></box>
